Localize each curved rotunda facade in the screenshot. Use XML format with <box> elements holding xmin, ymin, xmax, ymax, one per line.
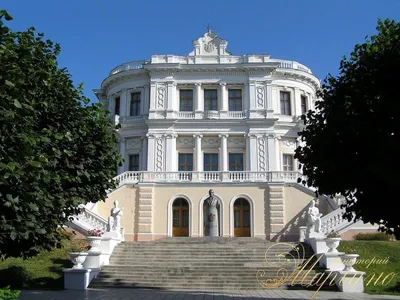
<box><xmin>93</xmin><ymin>31</ymin><xmax>330</xmax><ymax>242</ymax></box>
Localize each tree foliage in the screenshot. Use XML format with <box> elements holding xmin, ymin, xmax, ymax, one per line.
<box><xmin>0</xmin><ymin>11</ymin><xmax>122</xmax><ymax>258</ymax></box>
<box><xmin>295</xmin><ymin>19</ymin><xmax>400</xmax><ymax>237</ymax></box>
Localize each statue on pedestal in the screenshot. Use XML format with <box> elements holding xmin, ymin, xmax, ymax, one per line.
<box><xmin>108</xmin><ymin>200</ymin><xmax>123</xmax><ymax>234</ymax></box>
<box><xmin>204</xmin><ymin>189</ymin><xmax>219</xmax><ymax>237</ymax></box>
<box><xmin>307</xmin><ymin>199</ymin><xmax>322</xmax><ymax>234</ymax></box>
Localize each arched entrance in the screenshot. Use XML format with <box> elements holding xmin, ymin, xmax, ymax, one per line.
<box><xmin>233</xmin><ymin>198</ymin><xmax>251</xmax><ymax>237</ymax></box>
<box><xmin>172</xmin><ymin>198</ymin><xmax>189</xmax><ymax>237</ymax></box>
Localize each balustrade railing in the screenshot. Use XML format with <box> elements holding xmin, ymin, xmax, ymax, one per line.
<box><xmin>320</xmin><ymin>208</ymin><xmax>355</xmax><ymax>235</ymax></box>
<box><xmin>113</xmin><ymin>171</ymin><xmax>302</xmax><ymax>185</ymax></box>
<box><xmin>177</xmin><ymin>111</ymin><xmax>195</xmax><ymax>119</ymax></box>
<box><xmin>109</xmin><ymin>60</ymin><xmax>148</xmax><ymax>75</ymax></box>
<box><xmin>75</xmin><ymin>208</ymin><xmax>108</xmax><ymax>232</ymax></box>
<box><xmin>226</xmin><ymin>111</ymin><xmax>245</xmax><ymax>119</ymax></box>
<box><xmin>204</xmin><ymin>111</ymin><xmax>220</xmax><ymax>119</ymax></box>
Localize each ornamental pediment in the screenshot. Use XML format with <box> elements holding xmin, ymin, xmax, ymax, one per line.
<box><xmin>189</xmin><ymin>31</ymin><xmax>231</xmax><ymax>57</ymax></box>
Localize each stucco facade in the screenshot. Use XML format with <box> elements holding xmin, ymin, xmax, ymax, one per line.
<box><xmin>94</xmin><ymin>30</ymin><xmax>334</xmax><ymax>241</ymax></box>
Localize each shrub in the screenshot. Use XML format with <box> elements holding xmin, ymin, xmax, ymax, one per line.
<box><xmin>0</xmin><ymin>286</ymin><xmax>20</xmax><ymax>300</ymax></box>
<box><xmin>56</xmin><ymin>228</ymin><xmax>73</xmax><ymax>240</ymax></box>
<box><xmin>354</xmin><ymin>232</ymin><xmax>393</xmax><ymax>241</ymax></box>
<box><xmin>327</xmin><ymin>230</ymin><xmax>341</xmax><ymax>238</ymax></box>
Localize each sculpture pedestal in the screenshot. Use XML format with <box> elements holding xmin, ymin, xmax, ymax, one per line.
<box><xmin>328</xmin><ymin>270</ymin><xmax>366</xmax><ymax>293</ymax></box>
<box><xmin>63</xmin><ymin>268</ymin><xmax>100</xmax><ymax>290</ymax></box>
<box><xmin>205</xmin><ymin>206</ymin><xmax>219</xmax><ymax>237</ymax></box>
<box><xmin>307</xmin><ymin>237</ymin><xmax>329</xmax><ymax>254</ymax></box>
<box><xmin>320</xmin><ymin>252</ymin><xmax>345</xmax><ymax>270</ymax></box>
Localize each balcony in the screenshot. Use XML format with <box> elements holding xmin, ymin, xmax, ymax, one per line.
<box><xmin>109</xmin><ymin>60</ymin><xmax>148</xmax><ymax>76</ymax></box>
<box><xmin>114</xmin><ymin>171</ymin><xmax>304</xmax><ymax>187</ymax></box>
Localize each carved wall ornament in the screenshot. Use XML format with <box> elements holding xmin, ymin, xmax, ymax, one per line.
<box><xmin>228</xmin><ymin>138</ymin><xmax>244</xmax><ymax>145</ymax></box>
<box><xmin>258</xmin><ymin>136</ymin><xmax>266</xmax><ymax>171</ymax></box>
<box><xmin>157</xmin><ymin>86</ymin><xmax>166</xmax><ymax>108</ymax></box>
<box><xmin>126</xmin><ymin>138</ymin><xmax>141</xmax><ymax>150</ymax></box>
<box><xmin>256</xmin><ymin>86</ymin><xmax>265</xmax><ymax>108</ymax></box>
<box><xmin>177</xmin><ymin>137</ymin><xmax>194</xmax><ymax>146</ymax></box>
<box><xmin>204</xmin><ymin>42</ymin><xmax>215</xmax><ymax>53</ymax></box>
<box><xmin>203</xmin><ymin>138</ymin><xmax>219</xmax><ymax>145</ymax></box>
<box><xmin>155</xmin><ymin>137</ymin><xmax>164</xmax><ymax>171</ymax></box>
<box><xmin>281</xmin><ymin>139</ymin><xmax>296</xmax><ymax>149</ymax></box>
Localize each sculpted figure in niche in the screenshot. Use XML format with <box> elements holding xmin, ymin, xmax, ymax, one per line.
<box><xmin>108</xmin><ymin>200</ymin><xmax>123</xmax><ymax>233</ymax></box>
<box><xmin>307</xmin><ymin>199</ymin><xmax>322</xmax><ymax>233</ymax></box>
<box><xmin>204</xmin><ymin>189</ymin><xmax>219</xmax><ymax>237</ymax></box>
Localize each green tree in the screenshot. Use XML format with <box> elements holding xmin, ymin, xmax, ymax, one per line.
<box><xmin>0</xmin><ymin>11</ymin><xmax>122</xmax><ymax>258</ymax></box>
<box><xmin>295</xmin><ymin>19</ymin><xmax>400</xmax><ymax>238</ymax></box>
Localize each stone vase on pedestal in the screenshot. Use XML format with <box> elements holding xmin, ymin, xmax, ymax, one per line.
<box><xmin>69</xmin><ymin>252</ymin><xmax>89</xmax><ymax>269</ymax></box>
<box><xmin>324</xmin><ymin>238</ymin><xmax>341</xmax><ymax>254</ymax></box>
<box><xmin>340</xmin><ymin>254</ymin><xmax>359</xmax><ymax>271</ymax></box>
<box><xmin>87</xmin><ymin>236</ymin><xmax>102</xmax><ymax>252</ymax></box>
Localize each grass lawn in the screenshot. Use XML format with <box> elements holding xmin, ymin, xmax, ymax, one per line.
<box><xmin>0</xmin><ymin>239</ymin><xmax>85</xmax><ymax>290</ymax></box>
<box><xmin>337</xmin><ymin>240</ymin><xmax>400</xmax><ymax>295</ymax></box>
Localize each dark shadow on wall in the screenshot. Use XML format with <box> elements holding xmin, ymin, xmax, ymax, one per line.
<box><xmin>263</xmin><ymin>185</ymin><xmax>270</xmax><ymax>240</ymax></box>
<box><xmin>271</xmin><ymin>204</ymin><xmax>308</xmax><ymax>242</ymax></box>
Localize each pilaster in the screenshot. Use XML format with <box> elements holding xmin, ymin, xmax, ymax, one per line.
<box><xmin>294</xmin><ymin>88</ymin><xmax>301</xmax><ymax>117</ymax></box>
<box><xmin>143</xmin><ymin>85</ymin><xmax>150</xmax><ymax>115</ymax></box>
<box><xmin>166</xmin><ymin>81</ymin><xmax>175</xmax><ymax>118</ymax></box>
<box><xmin>141</xmin><ymin>135</ymin><xmax>148</xmax><ymax>171</ymax></box>
<box><xmin>137</xmin><ymin>184</ymin><xmax>155</xmax><ymax>241</ymax></box>
<box><xmin>120</xmin><ymin>89</ymin><xmax>127</xmax><ymax>117</ymax></box>
<box><xmin>146</xmin><ymin>133</ymin><xmax>156</xmax><ymax>171</ymax></box>
<box><xmin>268</xmin><ymin>184</ymin><xmax>285</xmax><ymax>241</ymax></box>
<box><xmin>165</xmin><ymin>133</ymin><xmax>178</xmax><ymax>172</ymax></box>
<box><xmin>266</xmin><ymin>133</ymin><xmax>277</xmax><ymax>171</ymax></box>
<box><xmin>266</xmin><ymin>81</ymin><xmax>274</xmax><ymax>117</ymax></box>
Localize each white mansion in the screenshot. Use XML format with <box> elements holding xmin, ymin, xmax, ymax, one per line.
<box><xmin>85</xmin><ymin>31</ymin><xmax>372</xmax><ymax>242</ymax></box>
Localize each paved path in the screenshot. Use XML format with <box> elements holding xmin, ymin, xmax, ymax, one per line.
<box><xmin>19</xmin><ymin>289</ymin><xmax>400</xmax><ymax>300</ymax></box>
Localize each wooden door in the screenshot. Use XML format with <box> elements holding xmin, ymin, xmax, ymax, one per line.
<box><xmin>234</xmin><ymin>198</ymin><xmax>251</xmax><ymax>237</ymax></box>
<box><xmin>172</xmin><ymin>198</ymin><xmax>189</xmax><ymax>237</ymax></box>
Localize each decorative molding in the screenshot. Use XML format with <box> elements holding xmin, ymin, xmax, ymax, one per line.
<box><xmin>193</xmin><ymin>134</ymin><xmax>203</xmax><ymax>138</ymax></box>
<box><xmin>281</xmin><ymin>139</ymin><xmax>296</xmax><ymax>149</ymax></box>
<box><xmin>177</xmin><ymin>137</ymin><xmax>194</xmax><ymax>146</ymax></box>
<box><xmin>228</xmin><ymin>137</ymin><xmax>244</xmax><ymax>145</ymax></box>
<box><xmin>257</xmin><ymin>136</ymin><xmax>266</xmax><ymax>172</ymax></box>
<box><xmin>218</xmin><ymin>134</ymin><xmax>229</xmax><ymax>139</ymax></box>
<box><xmin>203</xmin><ymin>138</ymin><xmax>219</xmax><ymax>145</ymax></box>
<box><xmin>157</xmin><ymin>86</ymin><xmax>166</xmax><ymax>109</ymax></box>
<box><xmin>126</xmin><ymin>138</ymin><xmax>141</xmax><ymax>150</ymax></box>
<box><xmin>256</xmin><ymin>85</ymin><xmax>265</xmax><ymax>108</ymax></box>
<box><xmin>164</xmin><ymin>133</ymin><xmax>178</xmax><ymax>139</ymax></box>
<box><xmin>155</xmin><ymin>137</ymin><xmax>164</xmax><ymax>171</ymax></box>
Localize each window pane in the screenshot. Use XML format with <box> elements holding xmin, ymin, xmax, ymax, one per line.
<box><xmin>204</xmin><ymin>89</ymin><xmax>218</xmax><ymax>111</ymax></box>
<box><xmin>129</xmin><ymin>154</ymin><xmax>139</xmax><ymax>171</ymax></box>
<box><xmin>180</xmin><ymin>90</ymin><xmax>193</xmax><ymax>111</ymax></box>
<box><xmin>182</xmin><ymin>210</ymin><xmax>189</xmax><ymax>228</ymax></box>
<box><xmin>243</xmin><ymin>211</ymin><xmax>250</xmax><ymax>228</ymax></box>
<box><xmin>179</xmin><ymin>153</ymin><xmax>193</xmax><ymax>171</ymax></box>
<box><xmin>228</xmin><ymin>89</ymin><xmax>242</xmax><ymax>111</ymax></box>
<box><xmin>173</xmin><ymin>210</ymin><xmax>179</xmax><ymax>227</ymax></box>
<box><xmin>115</xmin><ymin>97</ymin><xmax>120</xmax><ymax>115</ymax></box>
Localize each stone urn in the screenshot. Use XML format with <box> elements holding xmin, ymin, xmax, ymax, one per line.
<box><xmin>69</xmin><ymin>252</ymin><xmax>89</xmax><ymax>269</ymax></box>
<box><xmin>324</xmin><ymin>238</ymin><xmax>341</xmax><ymax>254</ymax></box>
<box><xmin>340</xmin><ymin>254</ymin><xmax>359</xmax><ymax>271</ymax></box>
<box><xmin>86</xmin><ymin>236</ymin><xmax>102</xmax><ymax>252</ymax></box>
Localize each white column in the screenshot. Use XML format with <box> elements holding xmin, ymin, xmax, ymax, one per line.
<box><xmin>248</xmin><ymin>134</ymin><xmax>258</xmax><ymax>171</ymax></box>
<box><xmin>219</xmin><ymin>134</ymin><xmax>229</xmax><ymax>171</ymax></box>
<box><xmin>120</xmin><ymin>89</ymin><xmax>127</xmax><ymax>117</ymax></box>
<box><xmin>146</xmin><ymin>133</ymin><xmax>156</xmax><ymax>171</ymax></box>
<box><xmin>166</xmin><ymin>81</ymin><xmax>176</xmax><ymax>118</ymax></box>
<box><xmin>165</xmin><ymin>133</ymin><xmax>177</xmax><ymax>171</ymax></box>
<box><xmin>219</xmin><ymin>83</ymin><xmax>228</xmax><ymax>111</ymax></box>
<box><xmin>294</xmin><ymin>88</ymin><xmax>301</xmax><ymax>116</ymax></box>
<box><xmin>118</xmin><ymin>137</ymin><xmax>126</xmax><ymax>174</ymax></box>
<box><xmin>193</xmin><ymin>134</ymin><xmax>203</xmax><ymax>171</ymax></box>
<box><xmin>248</xmin><ymin>80</ymin><xmax>256</xmax><ymax>112</ymax></box>
<box><xmin>141</xmin><ymin>136</ymin><xmax>148</xmax><ymax>171</ymax></box>
<box><xmin>275</xmin><ymin>135</ymin><xmax>281</xmax><ymax>171</ymax></box>
<box><xmin>266</xmin><ymin>134</ymin><xmax>277</xmax><ymax>171</ymax></box>
<box><xmin>195</xmin><ymin>83</ymin><xmax>202</xmax><ymax>111</ymax></box>
<box><xmin>271</xmin><ymin>85</ymin><xmax>278</xmax><ymax>114</ymax></box>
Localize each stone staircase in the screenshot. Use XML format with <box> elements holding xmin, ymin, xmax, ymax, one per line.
<box><xmin>89</xmin><ymin>237</ymin><xmax>336</xmax><ymax>291</ymax></box>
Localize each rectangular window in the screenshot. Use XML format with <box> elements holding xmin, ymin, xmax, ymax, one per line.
<box><xmin>204</xmin><ymin>153</ymin><xmax>218</xmax><ymax>171</ymax></box>
<box><xmin>301</xmin><ymin>95</ymin><xmax>307</xmax><ymax>115</ymax></box>
<box><xmin>228</xmin><ymin>89</ymin><xmax>242</xmax><ymax>111</ymax></box>
<box><xmin>128</xmin><ymin>154</ymin><xmax>140</xmax><ymax>171</ymax></box>
<box><xmin>280</xmin><ymin>91</ymin><xmax>291</xmax><ymax>115</ymax></box>
<box><xmin>115</xmin><ymin>96</ymin><xmax>120</xmax><ymax>115</ymax></box>
<box><xmin>179</xmin><ymin>90</ymin><xmax>193</xmax><ymax>112</ymax></box>
<box><xmin>178</xmin><ymin>153</ymin><xmax>193</xmax><ymax>171</ymax></box>
<box><xmin>229</xmin><ymin>153</ymin><xmax>244</xmax><ymax>171</ymax></box>
<box><xmin>204</xmin><ymin>89</ymin><xmax>218</xmax><ymax>111</ymax></box>
<box><xmin>130</xmin><ymin>92</ymin><xmax>141</xmax><ymax>116</ymax></box>
<box><xmin>282</xmin><ymin>154</ymin><xmax>294</xmax><ymax>171</ymax></box>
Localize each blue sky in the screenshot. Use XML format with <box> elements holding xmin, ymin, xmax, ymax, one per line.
<box><xmin>3</xmin><ymin>1</ymin><xmax>400</xmax><ymax>103</ymax></box>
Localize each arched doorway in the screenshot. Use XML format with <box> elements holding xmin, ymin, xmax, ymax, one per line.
<box><xmin>172</xmin><ymin>198</ymin><xmax>189</xmax><ymax>237</ymax></box>
<box><xmin>233</xmin><ymin>198</ymin><xmax>251</xmax><ymax>237</ymax></box>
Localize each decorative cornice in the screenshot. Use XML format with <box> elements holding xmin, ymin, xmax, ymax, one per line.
<box><xmin>218</xmin><ymin>134</ymin><xmax>229</xmax><ymax>139</ymax></box>
<box><xmin>193</xmin><ymin>134</ymin><xmax>204</xmax><ymax>138</ymax></box>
